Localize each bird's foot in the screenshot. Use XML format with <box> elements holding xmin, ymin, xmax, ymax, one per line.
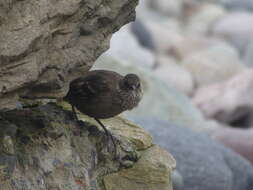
<box><xmin>76</xmin><ymin>120</ymin><xmax>86</xmax><ymax>127</ymax></box>
<box><xmin>106</xmin><ymin>133</ymin><xmax>120</xmax><ymax>160</ymax></box>
<box><xmin>93</xmin><ymin>118</ymin><xmax>119</xmax><ymax>159</ymax></box>
<box><xmin>69</xmin><ymin>113</ymin><xmax>76</xmax><ymax>120</ymax></box>
<box><xmin>72</xmin><ymin>120</ymin><xmax>86</xmax><ymax>136</ymax></box>
<box><xmin>117</xmin><ymin>141</ymin><xmax>140</xmax><ymax>168</ymax></box>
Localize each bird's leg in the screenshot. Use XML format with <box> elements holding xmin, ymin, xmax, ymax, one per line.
<box><xmin>94</xmin><ymin>118</ymin><xmax>117</xmax><ymax>156</ymax></box>
<box><xmin>71</xmin><ymin>105</ymin><xmax>79</xmax><ymax>120</ymax></box>
<box><xmin>71</xmin><ymin>105</ymin><xmax>85</xmax><ymax>127</ymax></box>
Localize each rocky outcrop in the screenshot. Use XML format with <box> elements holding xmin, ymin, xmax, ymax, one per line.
<box><xmin>0</xmin><ymin>1</ymin><xmax>177</xmax><ymax>189</ymax></box>
<box><xmin>0</xmin><ymin>103</ymin><xmax>176</xmax><ymax>190</ymax></box>
<box><xmin>0</xmin><ymin>0</ymin><xmax>138</xmax><ymax>110</ymax></box>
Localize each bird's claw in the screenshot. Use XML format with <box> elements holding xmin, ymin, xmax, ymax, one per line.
<box><xmin>105</xmin><ymin>133</ymin><xmax>119</xmax><ymax>159</ymax></box>
<box><xmin>77</xmin><ymin>120</ymin><xmax>86</xmax><ymax>127</ymax></box>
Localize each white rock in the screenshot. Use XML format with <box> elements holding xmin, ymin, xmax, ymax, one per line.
<box><xmin>193</xmin><ymin>69</ymin><xmax>253</xmax><ymax>125</ymax></box>
<box><xmin>154</xmin><ymin>55</ymin><xmax>194</xmax><ymax>96</ymax></box>
<box><xmin>211</xmin><ymin>12</ymin><xmax>253</xmax><ymax>54</ymax></box>
<box><xmin>222</xmin><ymin>0</ymin><xmax>253</xmax><ymax>11</ymax></box>
<box><xmin>144</xmin><ymin>21</ymin><xmax>184</xmax><ymax>55</ymax></box>
<box><xmin>169</xmin><ymin>36</ymin><xmax>227</xmax><ymax>60</ymax></box>
<box><xmin>181</xmin><ymin>43</ymin><xmax>245</xmax><ymax>88</ymax></box>
<box><xmin>105</xmin><ymin>25</ymin><xmax>155</xmax><ymax>69</ymax></box>
<box><xmin>186</xmin><ymin>3</ymin><xmax>226</xmax><ymax>35</ymax></box>
<box><xmin>147</xmin><ymin>0</ymin><xmax>183</xmax><ymax>17</ymax></box>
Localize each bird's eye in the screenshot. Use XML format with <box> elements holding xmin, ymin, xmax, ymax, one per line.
<box><xmin>137</xmin><ymin>83</ymin><xmax>140</xmax><ymax>88</ymax></box>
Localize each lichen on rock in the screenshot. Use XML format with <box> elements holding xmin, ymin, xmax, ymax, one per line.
<box><xmin>0</xmin><ymin>103</ymin><xmax>175</xmax><ymax>190</ymax></box>
<box><xmin>103</xmin><ymin>145</ymin><xmax>176</xmax><ymax>190</ymax></box>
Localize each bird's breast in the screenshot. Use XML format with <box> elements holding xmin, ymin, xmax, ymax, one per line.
<box><xmin>120</xmin><ymin>90</ymin><xmax>142</xmax><ymax>111</ymax></box>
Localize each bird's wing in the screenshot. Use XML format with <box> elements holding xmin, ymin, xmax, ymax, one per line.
<box><xmin>69</xmin><ymin>73</ymin><xmax>111</xmax><ymax>99</ymax></box>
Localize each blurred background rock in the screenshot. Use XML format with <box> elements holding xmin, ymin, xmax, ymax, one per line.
<box><xmin>95</xmin><ymin>0</ymin><xmax>253</xmax><ymax>189</ymax></box>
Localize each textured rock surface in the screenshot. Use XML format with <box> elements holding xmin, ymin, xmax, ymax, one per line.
<box><xmin>103</xmin><ymin>145</ymin><xmax>175</xmax><ymax>190</ymax></box>
<box><xmin>0</xmin><ymin>0</ymin><xmax>138</xmax><ymax>110</ymax></box>
<box><xmin>0</xmin><ymin>103</ymin><xmax>175</xmax><ymax>190</ymax></box>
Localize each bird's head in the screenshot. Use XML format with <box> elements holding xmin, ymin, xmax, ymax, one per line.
<box><xmin>122</xmin><ymin>73</ymin><xmax>141</xmax><ymax>91</ymax></box>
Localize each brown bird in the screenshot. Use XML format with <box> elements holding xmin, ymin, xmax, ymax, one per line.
<box><xmin>64</xmin><ymin>70</ymin><xmax>142</xmax><ymax>152</ymax></box>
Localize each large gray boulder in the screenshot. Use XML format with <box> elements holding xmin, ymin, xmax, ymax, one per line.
<box><xmin>133</xmin><ymin>118</ymin><xmax>253</xmax><ymax>190</ymax></box>
<box><xmin>211</xmin><ymin>127</ymin><xmax>253</xmax><ymax>164</ymax></box>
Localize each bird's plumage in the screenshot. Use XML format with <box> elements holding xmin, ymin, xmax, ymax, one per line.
<box><xmin>64</xmin><ymin>70</ymin><xmax>142</xmax><ymax>119</ymax></box>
